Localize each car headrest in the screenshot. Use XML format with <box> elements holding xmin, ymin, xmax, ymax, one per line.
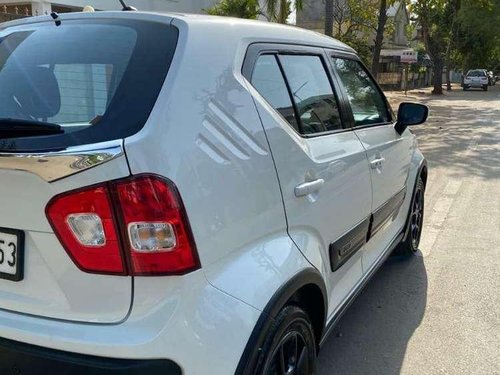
<box><xmin>11</xmin><ymin>66</ymin><xmax>61</xmax><ymax>119</ymax></box>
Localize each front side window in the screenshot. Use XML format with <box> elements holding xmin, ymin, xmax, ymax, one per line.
<box><xmin>279</xmin><ymin>55</ymin><xmax>342</xmax><ymax>134</ymax></box>
<box><xmin>332</xmin><ymin>58</ymin><xmax>390</xmax><ymax>127</ymax></box>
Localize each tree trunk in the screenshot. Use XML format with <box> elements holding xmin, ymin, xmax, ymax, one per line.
<box><xmin>278</xmin><ymin>0</ymin><xmax>288</xmax><ymax>23</ymax></box>
<box><xmin>371</xmin><ymin>0</ymin><xmax>388</xmax><ymax>79</ymax></box>
<box><xmin>432</xmin><ymin>60</ymin><xmax>444</xmax><ymax>95</ymax></box>
<box><xmin>325</xmin><ymin>0</ymin><xmax>333</xmax><ymax>37</ymax></box>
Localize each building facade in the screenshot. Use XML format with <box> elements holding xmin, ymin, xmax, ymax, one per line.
<box><xmin>0</xmin><ymin>0</ymin><xmax>214</xmax><ymax>17</ymax></box>
<box><xmin>297</xmin><ymin>0</ymin><xmax>412</xmax><ymax>51</ymax></box>
<box><xmin>296</xmin><ymin>1</ymin><xmax>422</xmax><ymax>89</ymax></box>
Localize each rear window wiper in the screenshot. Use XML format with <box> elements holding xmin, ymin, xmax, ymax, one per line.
<box><xmin>0</xmin><ymin>118</ymin><xmax>64</xmax><ymax>138</ymax></box>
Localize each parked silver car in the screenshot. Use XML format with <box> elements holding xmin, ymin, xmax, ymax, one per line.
<box><xmin>463</xmin><ymin>69</ymin><xmax>489</xmax><ymax>91</ymax></box>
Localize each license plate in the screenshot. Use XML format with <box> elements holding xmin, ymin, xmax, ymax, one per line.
<box><xmin>0</xmin><ymin>228</ymin><xmax>24</xmax><ymax>282</ymax></box>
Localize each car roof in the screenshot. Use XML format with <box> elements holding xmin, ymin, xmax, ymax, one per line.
<box><xmin>0</xmin><ymin>11</ymin><xmax>355</xmax><ymax>53</ymax></box>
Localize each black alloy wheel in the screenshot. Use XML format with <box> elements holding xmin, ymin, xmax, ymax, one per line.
<box><xmin>395</xmin><ymin>177</ymin><xmax>425</xmax><ymax>256</ymax></box>
<box><xmin>264</xmin><ymin>330</ymin><xmax>310</xmax><ymax>375</ymax></box>
<box><xmin>255</xmin><ymin>306</ymin><xmax>317</xmax><ymax>375</ymax></box>
<box><xmin>409</xmin><ymin>186</ymin><xmax>424</xmax><ymax>249</ymax></box>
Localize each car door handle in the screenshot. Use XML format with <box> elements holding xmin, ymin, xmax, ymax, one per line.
<box><xmin>370</xmin><ymin>157</ymin><xmax>385</xmax><ymax>169</ymax></box>
<box><xmin>295</xmin><ymin>179</ymin><xmax>325</xmax><ymax>197</ymax></box>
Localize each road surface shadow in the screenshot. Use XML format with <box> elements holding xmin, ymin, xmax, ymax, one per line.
<box><xmin>318</xmin><ymin>255</ymin><xmax>427</xmax><ymax>375</ymax></box>
<box><xmin>410</xmin><ymin>102</ymin><xmax>500</xmax><ymax>181</ymax></box>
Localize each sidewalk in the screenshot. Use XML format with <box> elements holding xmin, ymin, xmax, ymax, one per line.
<box><xmin>384</xmin><ymin>84</ymin><xmax>463</xmax><ymax>110</ymax></box>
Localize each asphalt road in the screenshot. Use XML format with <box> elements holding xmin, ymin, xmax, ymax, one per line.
<box><xmin>318</xmin><ymin>85</ymin><xmax>500</xmax><ymax>375</ymax></box>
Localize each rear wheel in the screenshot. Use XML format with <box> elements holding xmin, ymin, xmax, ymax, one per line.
<box><xmin>395</xmin><ymin>177</ymin><xmax>425</xmax><ymax>256</ymax></box>
<box><xmin>254</xmin><ymin>305</ymin><xmax>317</xmax><ymax>375</ymax></box>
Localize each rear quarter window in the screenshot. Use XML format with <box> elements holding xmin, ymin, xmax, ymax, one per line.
<box><xmin>0</xmin><ymin>19</ymin><xmax>178</xmax><ymax>152</ymax></box>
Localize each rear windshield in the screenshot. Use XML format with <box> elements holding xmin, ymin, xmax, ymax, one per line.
<box><xmin>0</xmin><ymin>18</ymin><xmax>178</xmax><ymax>152</ymax></box>
<box><xmin>467</xmin><ymin>70</ymin><xmax>486</xmax><ymax>77</ymax></box>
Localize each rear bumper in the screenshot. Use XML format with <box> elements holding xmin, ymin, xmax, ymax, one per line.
<box><xmin>0</xmin><ymin>270</ymin><xmax>260</xmax><ymax>374</ymax></box>
<box><xmin>464</xmin><ymin>82</ymin><xmax>487</xmax><ymax>87</ymax></box>
<box><xmin>0</xmin><ymin>336</ymin><xmax>182</xmax><ymax>375</ymax></box>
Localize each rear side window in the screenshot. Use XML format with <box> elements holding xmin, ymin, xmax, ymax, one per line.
<box><xmin>0</xmin><ymin>19</ymin><xmax>178</xmax><ymax>152</ymax></box>
<box><xmin>250</xmin><ymin>53</ymin><xmax>343</xmax><ymax>136</ymax></box>
<box><xmin>279</xmin><ymin>55</ymin><xmax>342</xmax><ymax>134</ymax></box>
<box><xmin>332</xmin><ymin>58</ymin><xmax>390</xmax><ymax>127</ymax></box>
<box><xmin>251</xmin><ymin>55</ymin><xmax>300</xmax><ymax>132</ymax></box>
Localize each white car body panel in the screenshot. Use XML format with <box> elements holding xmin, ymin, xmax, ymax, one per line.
<box><xmin>354</xmin><ymin>125</ymin><xmax>414</xmax><ymax>268</ymax></box>
<box><xmin>250</xmin><ymin>92</ymin><xmax>372</xmax><ymax>316</ymax></box>
<box><xmin>0</xmin><ymin>154</ymin><xmax>132</xmax><ymax>323</ymax></box>
<box><xmin>0</xmin><ymin>270</ymin><xmax>260</xmax><ymax>374</ymax></box>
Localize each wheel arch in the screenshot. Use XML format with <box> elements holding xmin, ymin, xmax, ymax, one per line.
<box><xmin>402</xmin><ymin>158</ymin><xmax>427</xmax><ymax>242</ymax></box>
<box><xmin>420</xmin><ymin>162</ymin><xmax>428</xmax><ymax>188</ymax></box>
<box><xmin>235</xmin><ymin>268</ymin><xmax>327</xmax><ymax>375</ymax></box>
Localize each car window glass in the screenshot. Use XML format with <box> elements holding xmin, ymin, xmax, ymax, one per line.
<box><xmin>251</xmin><ymin>55</ymin><xmax>299</xmax><ymax>132</ymax></box>
<box><xmin>332</xmin><ymin>58</ymin><xmax>390</xmax><ymax>127</ymax></box>
<box><xmin>50</xmin><ymin>64</ymin><xmax>115</xmax><ymax>125</ymax></box>
<box><xmin>279</xmin><ymin>55</ymin><xmax>342</xmax><ymax>134</ymax></box>
<box><xmin>467</xmin><ymin>70</ymin><xmax>485</xmax><ymax>77</ymax></box>
<box><xmin>0</xmin><ymin>20</ymin><xmax>178</xmax><ymax>152</ymax></box>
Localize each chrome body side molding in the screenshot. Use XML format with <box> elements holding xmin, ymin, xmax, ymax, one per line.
<box><xmin>0</xmin><ymin>140</ymin><xmax>124</xmax><ymax>182</ymax></box>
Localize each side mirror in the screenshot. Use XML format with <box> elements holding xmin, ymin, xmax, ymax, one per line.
<box><xmin>395</xmin><ymin>102</ymin><xmax>429</xmax><ymax>135</ymax></box>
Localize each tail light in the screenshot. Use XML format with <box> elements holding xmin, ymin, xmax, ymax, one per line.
<box><xmin>46</xmin><ymin>175</ymin><xmax>200</xmax><ymax>276</ymax></box>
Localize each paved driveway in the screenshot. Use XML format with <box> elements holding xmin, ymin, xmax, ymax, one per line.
<box><xmin>318</xmin><ymin>85</ymin><xmax>500</xmax><ymax>375</ymax></box>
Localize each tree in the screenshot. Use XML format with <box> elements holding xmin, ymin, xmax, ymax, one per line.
<box><xmin>325</xmin><ymin>0</ymin><xmax>334</xmax><ymax>37</ymax></box>
<box><xmin>412</xmin><ymin>0</ymin><xmax>459</xmax><ymax>95</ymax></box>
<box><xmin>322</xmin><ymin>0</ymin><xmax>384</xmax><ymax>65</ymax></box>
<box><xmin>265</xmin><ymin>0</ymin><xmax>303</xmax><ymax>23</ymax></box>
<box><xmin>456</xmin><ymin>0</ymin><xmax>500</xmax><ymax>70</ymax></box>
<box><xmin>371</xmin><ymin>0</ymin><xmax>388</xmax><ymax>79</ymax></box>
<box><xmin>204</xmin><ymin>0</ymin><xmax>260</xmax><ymax>19</ymax></box>
<box><xmin>323</xmin><ymin>0</ymin><xmax>380</xmax><ymax>40</ymax></box>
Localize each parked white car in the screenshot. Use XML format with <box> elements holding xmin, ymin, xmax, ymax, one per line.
<box><xmin>463</xmin><ymin>69</ymin><xmax>489</xmax><ymax>91</ymax></box>
<box><xmin>0</xmin><ymin>11</ymin><xmax>428</xmax><ymax>374</ymax></box>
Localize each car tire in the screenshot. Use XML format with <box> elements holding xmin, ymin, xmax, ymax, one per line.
<box><xmin>395</xmin><ymin>177</ymin><xmax>425</xmax><ymax>257</ymax></box>
<box><xmin>483</xmin><ymin>85</ymin><xmax>488</xmax><ymax>91</ymax></box>
<box><xmin>463</xmin><ymin>86</ymin><xmax>468</xmax><ymax>91</ymax></box>
<box><xmin>253</xmin><ymin>305</ymin><xmax>317</xmax><ymax>375</ymax></box>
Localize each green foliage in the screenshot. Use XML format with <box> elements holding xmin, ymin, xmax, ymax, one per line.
<box><xmin>411</xmin><ymin>0</ymin><xmax>459</xmax><ymax>93</ymax></box>
<box><xmin>327</xmin><ymin>0</ymin><xmax>379</xmax><ymax>40</ymax></box>
<box><xmin>412</xmin><ymin>0</ymin><xmax>499</xmax><ymax>90</ymax></box>
<box><xmin>204</xmin><ymin>0</ymin><xmax>260</xmax><ymax>19</ymax></box>
<box><xmin>344</xmin><ymin>35</ymin><xmax>372</xmax><ymax>66</ymax></box>
<box><xmin>411</xmin><ymin>0</ymin><xmax>456</xmax><ymax>61</ymax></box>
<box><xmin>409</xmin><ymin>44</ymin><xmax>428</xmax><ymax>73</ymax></box>
<box><xmin>456</xmin><ymin>0</ymin><xmax>500</xmax><ymax>70</ymax></box>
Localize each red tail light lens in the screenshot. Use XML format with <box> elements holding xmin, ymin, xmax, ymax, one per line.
<box><xmin>46</xmin><ymin>175</ymin><xmax>199</xmax><ymax>276</ymax></box>
<box><xmin>114</xmin><ymin>176</ymin><xmax>199</xmax><ymax>275</ymax></box>
<box><xmin>46</xmin><ymin>186</ymin><xmax>125</xmax><ymax>274</ymax></box>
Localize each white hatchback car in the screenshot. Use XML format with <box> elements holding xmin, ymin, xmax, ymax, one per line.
<box><xmin>0</xmin><ymin>11</ymin><xmax>428</xmax><ymax>375</ymax></box>
<box><xmin>463</xmin><ymin>69</ymin><xmax>489</xmax><ymax>91</ymax></box>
